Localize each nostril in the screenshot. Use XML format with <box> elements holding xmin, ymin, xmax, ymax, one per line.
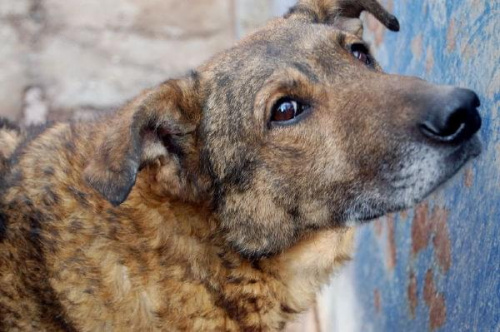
<box><xmin>424</xmin><ymin>107</ymin><xmax>467</xmax><ymax>137</ymax></box>
<box><xmin>419</xmin><ymin>89</ymin><xmax>482</xmax><ymax>144</ymax></box>
<box><xmin>420</xmin><ymin>109</ymin><xmax>467</xmax><ymax>142</ymax></box>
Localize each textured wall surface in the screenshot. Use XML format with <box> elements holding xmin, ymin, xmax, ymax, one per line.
<box><xmin>0</xmin><ymin>0</ymin><xmax>296</xmax><ymax>123</ymax></box>
<box><xmin>0</xmin><ymin>0</ymin><xmax>237</xmax><ymax>122</ymax></box>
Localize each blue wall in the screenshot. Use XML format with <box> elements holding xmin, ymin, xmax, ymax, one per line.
<box><xmin>353</xmin><ymin>0</ymin><xmax>499</xmax><ymax>331</ymax></box>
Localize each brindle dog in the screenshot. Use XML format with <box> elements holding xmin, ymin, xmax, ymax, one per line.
<box><xmin>0</xmin><ymin>0</ymin><xmax>482</xmax><ymax>330</ymax></box>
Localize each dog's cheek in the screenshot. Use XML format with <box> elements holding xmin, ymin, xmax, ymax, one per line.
<box><xmin>218</xmin><ymin>179</ymin><xmax>298</xmax><ymax>258</ymax></box>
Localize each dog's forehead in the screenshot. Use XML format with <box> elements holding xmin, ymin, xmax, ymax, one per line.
<box><xmin>202</xmin><ymin>20</ymin><xmax>354</xmax><ymax>81</ymax></box>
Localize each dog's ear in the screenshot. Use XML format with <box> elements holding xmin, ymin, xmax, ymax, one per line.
<box><xmin>84</xmin><ymin>77</ymin><xmax>202</xmax><ymax>206</ymax></box>
<box><xmin>286</xmin><ymin>0</ymin><xmax>399</xmax><ymax>37</ymax></box>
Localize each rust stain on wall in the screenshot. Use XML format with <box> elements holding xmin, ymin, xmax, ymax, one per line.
<box><xmin>411</xmin><ymin>34</ymin><xmax>423</xmax><ymax>60</ymax></box>
<box><xmin>496</xmin><ymin>143</ymin><xmax>500</xmax><ymax>171</ymax></box>
<box><xmin>464</xmin><ymin>168</ymin><xmax>474</xmax><ymax>188</ymax></box>
<box><xmin>374</xmin><ymin>218</ymin><xmax>383</xmax><ymax>237</ymax></box>
<box><xmin>446</xmin><ymin>19</ymin><xmax>456</xmax><ymax>52</ymax></box>
<box><xmin>431</xmin><ymin>208</ymin><xmax>451</xmax><ymax>273</ymax></box>
<box><xmin>411</xmin><ymin>202</ymin><xmax>431</xmax><ymax>255</ymax></box>
<box><xmin>423</xmin><ymin>270</ymin><xmax>447</xmax><ymax>330</ymax></box>
<box><xmin>411</xmin><ymin>203</ymin><xmax>452</xmax><ymax>271</ymax></box>
<box><xmin>425</xmin><ymin>47</ymin><xmax>435</xmax><ymax>73</ymax></box>
<box><xmin>407</xmin><ymin>270</ymin><xmax>418</xmax><ymax>318</ymax></box>
<box><xmin>429</xmin><ymin>295</ymin><xmax>447</xmax><ymax>331</ymax></box>
<box><xmin>386</xmin><ymin>214</ymin><xmax>397</xmax><ymax>269</ymax></box>
<box><xmin>374</xmin><ymin>289</ymin><xmax>382</xmax><ymax>314</ymax></box>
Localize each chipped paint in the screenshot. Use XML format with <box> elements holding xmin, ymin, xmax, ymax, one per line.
<box><xmin>374</xmin><ymin>289</ymin><xmax>382</xmax><ymax>314</ymax></box>
<box><xmin>496</xmin><ymin>143</ymin><xmax>500</xmax><ymax>171</ymax></box>
<box><xmin>446</xmin><ymin>19</ymin><xmax>456</xmax><ymax>52</ymax></box>
<box><xmin>464</xmin><ymin>168</ymin><xmax>474</xmax><ymax>188</ymax></box>
<box><xmin>425</xmin><ymin>47</ymin><xmax>434</xmax><ymax>73</ymax></box>
<box><xmin>373</xmin><ymin>218</ymin><xmax>383</xmax><ymax>237</ymax></box>
<box><xmin>423</xmin><ymin>270</ymin><xmax>447</xmax><ymax>330</ymax></box>
<box><xmin>386</xmin><ymin>214</ymin><xmax>397</xmax><ymax>270</ymax></box>
<box><xmin>407</xmin><ymin>270</ymin><xmax>418</xmax><ymax>318</ymax></box>
<box><xmin>430</xmin><ymin>208</ymin><xmax>451</xmax><ymax>273</ymax></box>
<box><xmin>410</xmin><ymin>204</ymin><xmax>451</xmax><ymax>272</ymax></box>
<box><xmin>410</xmin><ymin>34</ymin><xmax>423</xmax><ymax>60</ymax></box>
<box><xmin>411</xmin><ymin>203</ymin><xmax>430</xmax><ymax>256</ymax></box>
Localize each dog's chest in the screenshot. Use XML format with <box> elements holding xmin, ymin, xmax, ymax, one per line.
<box><xmin>2</xmin><ymin>187</ymin><xmax>292</xmax><ymax>331</ymax></box>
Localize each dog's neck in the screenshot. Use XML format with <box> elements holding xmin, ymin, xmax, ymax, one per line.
<box><xmin>124</xmin><ymin>166</ymin><xmax>355</xmax><ymax>327</ymax></box>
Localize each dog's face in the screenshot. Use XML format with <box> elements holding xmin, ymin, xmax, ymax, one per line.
<box><xmin>85</xmin><ymin>0</ymin><xmax>482</xmax><ymax>258</ymax></box>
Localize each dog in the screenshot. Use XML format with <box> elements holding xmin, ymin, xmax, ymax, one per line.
<box><xmin>0</xmin><ymin>0</ymin><xmax>482</xmax><ymax>330</ymax></box>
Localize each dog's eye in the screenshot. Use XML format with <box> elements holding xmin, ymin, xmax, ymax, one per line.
<box><xmin>271</xmin><ymin>98</ymin><xmax>306</xmax><ymax>122</ymax></box>
<box><xmin>350</xmin><ymin>44</ymin><xmax>372</xmax><ymax>66</ymax></box>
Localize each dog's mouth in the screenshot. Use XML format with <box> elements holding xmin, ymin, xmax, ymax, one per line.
<box><xmin>423</xmin><ymin>135</ymin><xmax>482</xmax><ymax>192</ymax></box>
<box><xmin>344</xmin><ymin>136</ymin><xmax>482</xmax><ymax>224</ymax></box>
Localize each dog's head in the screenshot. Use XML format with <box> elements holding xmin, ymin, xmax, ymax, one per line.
<box><xmin>85</xmin><ymin>0</ymin><xmax>482</xmax><ymax>258</ymax></box>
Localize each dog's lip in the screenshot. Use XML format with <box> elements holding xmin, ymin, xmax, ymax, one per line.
<box><xmin>451</xmin><ymin>135</ymin><xmax>482</xmax><ymax>161</ymax></box>
<box><xmin>468</xmin><ymin>136</ymin><xmax>482</xmax><ymax>158</ymax></box>
<box><xmin>426</xmin><ymin>135</ymin><xmax>482</xmax><ymax>193</ymax></box>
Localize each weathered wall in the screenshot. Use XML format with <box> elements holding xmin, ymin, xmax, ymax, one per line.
<box><xmin>0</xmin><ymin>0</ymin><xmax>297</xmax><ymax>124</ymax></box>
<box><xmin>0</xmin><ymin>0</ymin><xmax>239</xmax><ymax>122</ymax></box>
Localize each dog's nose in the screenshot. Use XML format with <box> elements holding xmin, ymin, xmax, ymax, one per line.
<box><xmin>419</xmin><ymin>88</ymin><xmax>482</xmax><ymax>144</ymax></box>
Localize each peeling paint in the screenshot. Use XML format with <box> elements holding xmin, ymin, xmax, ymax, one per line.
<box><xmin>431</xmin><ymin>207</ymin><xmax>451</xmax><ymax>273</ymax></box>
<box><xmin>386</xmin><ymin>214</ymin><xmax>396</xmax><ymax>270</ymax></box>
<box><xmin>496</xmin><ymin>143</ymin><xmax>500</xmax><ymax>172</ymax></box>
<box><xmin>411</xmin><ymin>203</ymin><xmax>430</xmax><ymax>256</ymax></box>
<box><xmin>464</xmin><ymin>167</ymin><xmax>474</xmax><ymax>188</ymax></box>
<box><xmin>407</xmin><ymin>270</ymin><xmax>418</xmax><ymax>318</ymax></box>
<box><xmin>411</xmin><ymin>203</ymin><xmax>452</xmax><ymax>272</ymax></box>
<box><xmin>374</xmin><ymin>289</ymin><xmax>381</xmax><ymax>314</ymax></box>
<box><xmin>446</xmin><ymin>18</ymin><xmax>456</xmax><ymax>52</ymax></box>
<box><xmin>429</xmin><ymin>295</ymin><xmax>446</xmax><ymax>331</ymax></box>
<box><xmin>423</xmin><ymin>270</ymin><xmax>447</xmax><ymax>330</ymax></box>
<box><xmin>425</xmin><ymin>46</ymin><xmax>434</xmax><ymax>73</ymax></box>
<box><xmin>410</xmin><ymin>203</ymin><xmax>452</xmax><ymax>273</ymax></box>
<box><xmin>410</xmin><ymin>34</ymin><xmax>423</xmax><ymax>60</ymax></box>
<box><xmin>373</xmin><ymin>218</ymin><xmax>383</xmax><ymax>237</ymax></box>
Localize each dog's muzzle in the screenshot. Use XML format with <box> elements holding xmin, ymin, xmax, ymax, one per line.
<box><xmin>419</xmin><ymin>87</ymin><xmax>482</xmax><ymax>147</ymax></box>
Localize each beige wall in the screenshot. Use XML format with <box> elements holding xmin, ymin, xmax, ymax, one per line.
<box><xmin>0</xmin><ymin>0</ymin><xmax>295</xmax><ymax>124</ymax></box>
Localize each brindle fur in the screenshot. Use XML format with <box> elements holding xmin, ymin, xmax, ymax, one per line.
<box><xmin>0</xmin><ymin>1</ymin><xmax>480</xmax><ymax>331</ymax></box>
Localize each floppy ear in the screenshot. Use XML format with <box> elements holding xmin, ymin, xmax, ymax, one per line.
<box><xmin>83</xmin><ymin>78</ymin><xmax>201</xmax><ymax>206</ymax></box>
<box><xmin>286</xmin><ymin>0</ymin><xmax>399</xmax><ymax>37</ymax></box>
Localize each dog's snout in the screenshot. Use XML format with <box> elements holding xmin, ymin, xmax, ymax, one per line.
<box><xmin>419</xmin><ymin>88</ymin><xmax>482</xmax><ymax>144</ymax></box>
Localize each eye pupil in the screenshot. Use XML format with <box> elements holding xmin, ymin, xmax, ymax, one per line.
<box><xmin>271</xmin><ymin>98</ymin><xmax>303</xmax><ymax>122</ymax></box>
<box><xmin>351</xmin><ymin>45</ymin><xmax>371</xmax><ymax>65</ymax></box>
